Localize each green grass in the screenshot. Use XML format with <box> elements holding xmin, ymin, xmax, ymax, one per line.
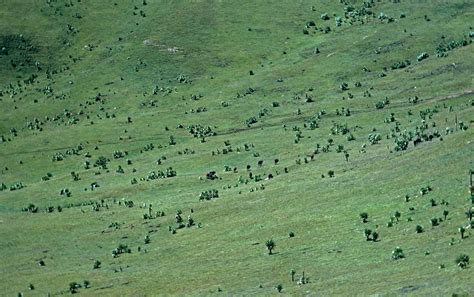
<box><xmin>0</xmin><ymin>0</ymin><xmax>473</xmax><ymax>295</ymax></box>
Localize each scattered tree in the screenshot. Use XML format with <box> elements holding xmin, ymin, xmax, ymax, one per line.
<box><xmin>265</xmin><ymin>239</ymin><xmax>275</xmax><ymax>255</ymax></box>
<box><xmin>443</xmin><ymin>210</ymin><xmax>449</xmax><ymax>220</ymax></box>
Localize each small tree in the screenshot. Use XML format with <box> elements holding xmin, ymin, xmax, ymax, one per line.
<box><xmin>443</xmin><ymin>210</ymin><xmax>449</xmax><ymax>220</ymax></box>
<box><xmin>169</xmin><ymin>135</ymin><xmax>176</xmax><ymax>145</ymax></box>
<box><xmin>265</xmin><ymin>239</ymin><xmax>275</xmax><ymax>255</ymax></box>
<box><xmin>290</xmin><ymin>269</ymin><xmax>296</xmax><ymax>282</ymax></box>
<box><xmin>394</xmin><ymin>211</ymin><xmax>401</xmax><ymax>222</ymax></box>
<box><xmin>276</xmin><ymin>284</ymin><xmax>283</xmax><ymax>293</ymax></box>
<box><xmin>360</xmin><ymin>212</ymin><xmax>369</xmax><ymax>223</ymax></box>
<box><xmin>458</xmin><ymin>226</ymin><xmax>466</xmax><ymax>239</ymax></box>
<box><xmin>466</xmin><ymin>208</ymin><xmax>473</xmax><ymax>221</ymax></box>
<box><xmin>455</xmin><ymin>254</ymin><xmax>470</xmax><ymax>269</ymax></box>
<box><xmin>93</xmin><ymin>260</ymin><xmax>101</xmax><ymax>269</ymax></box>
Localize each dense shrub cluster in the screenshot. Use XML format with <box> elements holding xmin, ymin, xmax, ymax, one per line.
<box><xmin>199</xmin><ymin>189</ymin><xmax>219</xmax><ymax>201</ymax></box>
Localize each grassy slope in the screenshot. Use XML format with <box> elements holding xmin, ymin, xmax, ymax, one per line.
<box><xmin>0</xmin><ymin>0</ymin><xmax>473</xmax><ymax>296</ymax></box>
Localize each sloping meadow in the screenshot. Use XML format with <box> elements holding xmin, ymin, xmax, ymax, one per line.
<box><xmin>0</xmin><ymin>0</ymin><xmax>473</xmax><ymax>295</ymax></box>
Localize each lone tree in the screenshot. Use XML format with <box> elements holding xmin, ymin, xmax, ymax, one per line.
<box><xmin>290</xmin><ymin>269</ymin><xmax>296</xmax><ymax>282</ymax></box>
<box><xmin>265</xmin><ymin>239</ymin><xmax>276</xmax><ymax>255</ymax></box>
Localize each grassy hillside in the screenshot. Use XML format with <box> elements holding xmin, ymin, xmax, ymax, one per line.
<box><xmin>0</xmin><ymin>0</ymin><xmax>473</xmax><ymax>295</ymax></box>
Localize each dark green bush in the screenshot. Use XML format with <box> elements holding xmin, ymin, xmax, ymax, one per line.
<box><xmin>392</xmin><ymin>247</ymin><xmax>405</xmax><ymax>260</ymax></box>
<box><xmin>455</xmin><ymin>254</ymin><xmax>469</xmax><ymax>268</ymax></box>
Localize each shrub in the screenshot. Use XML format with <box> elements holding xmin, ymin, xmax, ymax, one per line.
<box><xmin>187</xmin><ymin>216</ymin><xmax>194</xmax><ymax>227</ymax></box>
<box><xmin>394</xmin><ymin>211</ymin><xmax>401</xmax><ymax>222</ymax></box>
<box><xmin>392</xmin><ymin>247</ymin><xmax>405</xmax><ymax>260</ymax></box>
<box><xmin>394</xmin><ymin>134</ymin><xmax>410</xmax><ymax>151</ymax></box>
<box><xmin>364</xmin><ymin>228</ymin><xmax>372</xmax><ymax>241</ymax></box>
<box><xmin>372</xmin><ymin>231</ymin><xmax>379</xmax><ymax>242</ymax></box>
<box><xmin>169</xmin><ymin>136</ymin><xmax>176</xmax><ymax>145</ymax></box>
<box><xmin>94</xmin><ymin>156</ymin><xmax>108</xmax><ymax>169</ymax></box>
<box><xmin>360</xmin><ymin>212</ymin><xmax>369</xmax><ymax>223</ymax></box>
<box><xmin>166</xmin><ymin>167</ymin><xmax>176</xmax><ymax>177</ymax></box>
<box><xmin>430</xmin><ymin>217</ymin><xmax>439</xmax><ymax>226</ymax></box>
<box><xmin>390</xmin><ymin>60</ymin><xmax>411</xmax><ymax>70</ymax></box>
<box><xmin>69</xmin><ymin>282</ymin><xmax>81</xmax><ymax>294</ymax></box>
<box><xmin>368</xmin><ymin>133</ymin><xmax>381</xmax><ymax>144</ymax></box>
<box><xmin>288</xmin><ymin>231</ymin><xmax>295</xmax><ymax>238</ymax></box>
<box><xmin>466</xmin><ymin>208</ymin><xmax>473</xmax><ymax>221</ymax></box>
<box><xmin>9</xmin><ymin>182</ymin><xmax>25</xmax><ymax>191</ymax></box>
<box><xmin>276</xmin><ymin>284</ymin><xmax>283</xmax><ymax>293</ymax></box>
<box><xmin>375</xmin><ymin>101</ymin><xmax>385</xmax><ymax>109</ymax></box>
<box><xmin>415</xmin><ymin>225</ymin><xmax>424</xmax><ymax>233</ymax></box>
<box><xmin>113</xmin><ymin>150</ymin><xmax>127</xmax><ymax>159</ymax></box>
<box><xmin>199</xmin><ymin>189</ymin><xmax>219</xmax><ymax>200</ymax></box>
<box><xmin>93</xmin><ymin>260</ymin><xmax>101</xmax><ymax>269</ymax></box>
<box><xmin>321</xmin><ymin>13</ymin><xmax>330</xmax><ymax>20</ymax></box>
<box><xmin>417</xmin><ymin>52</ymin><xmax>429</xmax><ymax>62</ymax></box>
<box><xmin>455</xmin><ymin>254</ymin><xmax>469</xmax><ymax>269</ymax></box>
<box><xmin>71</xmin><ymin>171</ymin><xmax>80</xmax><ymax>181</ymax></box>
<box><xmin>246</xmin><ymin>117</ymin><xmax>258</xmax><ymax>126</ymax></box>
<box><xmin>112</xmin><ymin>244</ymin><xmax>131</xmax><ymax>257</ymax></box>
